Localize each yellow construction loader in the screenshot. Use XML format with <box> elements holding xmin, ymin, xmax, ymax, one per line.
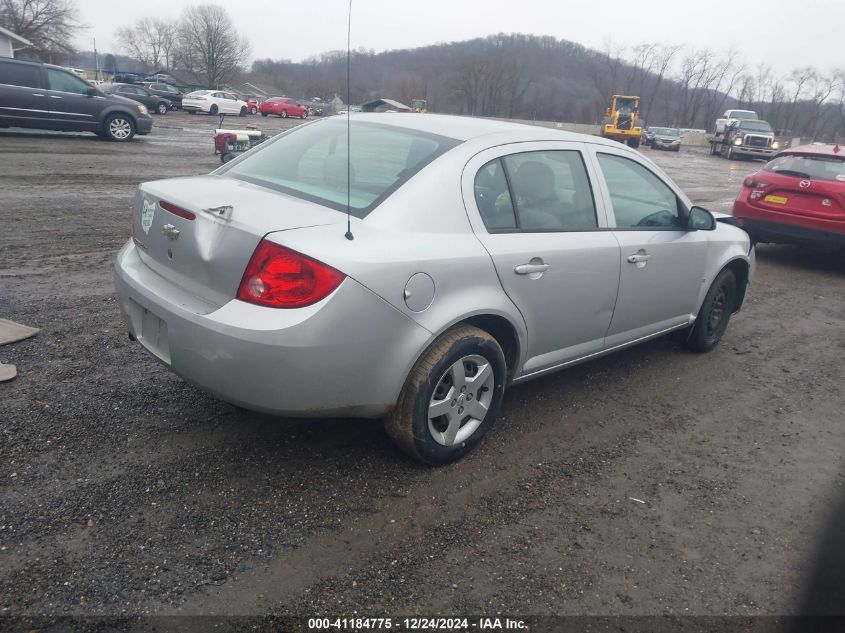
<box><xmin>411</xmin><ymin>99</ymin><xmax>427</xmax><ymax>113</ymax></box>
<box><xmin>599</xmin><ymin>95</ymin><xmax>643</xmax><ymax>148</ymax></box>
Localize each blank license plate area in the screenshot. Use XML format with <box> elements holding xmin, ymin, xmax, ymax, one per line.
<box><xmin>131</xmin><ymin>299</ymin><xmax>171</xmax><ymax>364</ymax></box>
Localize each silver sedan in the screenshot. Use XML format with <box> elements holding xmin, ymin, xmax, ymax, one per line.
<box><xmin>114</xmin><ymin>113</ymin><xmax>755</xmax><ymax>464</ymax></box>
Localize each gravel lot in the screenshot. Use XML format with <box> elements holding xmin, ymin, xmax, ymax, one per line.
<box><xmin>1</xmin><ymin>112</ymin><xmax>844</xmax><ymax>623</ymax></box>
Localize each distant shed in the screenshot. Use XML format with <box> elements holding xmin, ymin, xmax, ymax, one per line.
<box><xmin>361</xmin><ymin>98</ymin><xmax>410</xmax><ymax>113</ymax></box>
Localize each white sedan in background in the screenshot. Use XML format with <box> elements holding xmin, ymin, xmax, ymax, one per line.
<box><xmin>182</xmin><ymin>90</ymin><xmax>248</xmax><ymax>116</ymax></box>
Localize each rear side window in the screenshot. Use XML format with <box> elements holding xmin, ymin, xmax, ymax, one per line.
<box><xmin>764</xmin><ymin>154</ymin><xmax>845</xmax><ymax>182</ymax></box>
<box><xmin>0</xmin><ymin>61</ymin><xmax>41</xmax><ymax>88</ymax></box>
<box><xmin>597</xmin><ymin>153</ymin><xmax>683</xmax><ymax>229</ymax></box>
<box><xmin>46</xmin><ymin>69</ymin><xmax>89</xmax><ymax>95</ymax></box>
<box><xmin>474</xmin><ymin>159</ymin><xmax>517</xmax><ymax>230</ymax></box>
<box><xmin>504</xmin><ymin>151</ymin><xmax>597</xmax><ymax>231</ymax></box>
<box><xmin>224</xmin><ymin>120</ymin><xmax>460</xmax><ymax>217</ymax></box>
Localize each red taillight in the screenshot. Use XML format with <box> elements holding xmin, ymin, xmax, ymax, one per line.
<box><xmin>237</xmin><ymin>240</ymin><xmax>345</xmax><ymax>308</ymax></box>
<box><xmin>743</xmin><ymin>175</ymin><xmax>770</xmax><ymax>189</ymax></box>
<box><xmin>159</xmin><ymin>200</ymin><xmax>196</xmax><ymax>221</ymax></box>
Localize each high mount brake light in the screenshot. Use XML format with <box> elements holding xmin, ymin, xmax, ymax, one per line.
<box><xmin>237</xmin><ymin>240</ymin><xmax>345</xmax><ymax>309</ymax></box>
<box><xmin>159</xmin><ymin>200</ymin><xmax>196</xmax><ymax>221</ymax></box>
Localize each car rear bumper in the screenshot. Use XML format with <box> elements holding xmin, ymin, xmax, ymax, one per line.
<box><xmin>181</xmin><ymin>104</ymin><xmax>205</xmax><ymax>112</ymax></box>
<box><xmin>113</xmin><ymin>241</ymin><xmax>431</xmax><ymax>418</ymax></box>
<box><xmin>732</xmin><ymin>203</ymin><xmax>845</xmax><ymax>244</ymax></box>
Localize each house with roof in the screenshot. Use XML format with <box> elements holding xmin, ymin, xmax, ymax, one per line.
<box><xmin>0</xmin><ymin>26</ymin><xmax>31</xmax><ymax>58</ymax></box>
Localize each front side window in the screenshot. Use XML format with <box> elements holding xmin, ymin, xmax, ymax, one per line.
<box><xmin>503</xmin><ymin>151</ymin><xmax>597</xmax><ymax>231</ymax></box>
<box><xmin>223</xmin><ymin>120</ymin><xmax>459</xmax><ymax>217</ymax></box>
<box><xmin>46</xmin><ymin>69</ymin><xmax>89</xmax><ymax>95</ymax></box>
<box><xmin>0</xmin><ymin>61</ymin><xmax>41</xmax><ymax>88</ymax></box>
<box><xmin>597</xmin><ymin>153</ymin><xmax>683</xmax><ymax>229</ymax></box>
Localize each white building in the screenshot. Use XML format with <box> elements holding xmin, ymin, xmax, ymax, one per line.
<box><xmin>0</xmin><ymin>26</ymin><xmax>31</xmax><ymax>58</ymax></box>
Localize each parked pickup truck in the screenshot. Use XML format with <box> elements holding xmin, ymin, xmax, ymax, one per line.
<box><xmin>714</xmin><ymin>109</ymin><xmax>758</xmax><ymax>137</ymax></box>
<box><xmin>709</xmin><ymin>119</ymin><xmax>780</xmax><ymax>160</ymax></box>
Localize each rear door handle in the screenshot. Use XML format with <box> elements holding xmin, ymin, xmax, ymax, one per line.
<box><xmin>627</xmin><ymin>253</ymin><xmax>652</xmax><ymax>263</ymax></box>
<box><xmin>32</xmin><ymin>93</ymin><xmax>45</xmax><ymax>97</ymax></box>
<box><xmin>514</xmin><ymin>262</ymin><xmax>550</xmax><ymax>275</ymax></box>
<box><xmin>49</xmin><ymin>95</ymin><xmax>63</xmax><ymax>99</ymax></box>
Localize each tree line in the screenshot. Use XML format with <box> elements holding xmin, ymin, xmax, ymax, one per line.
<box><xmin>2</xmin><ymin>0</ymin><xmax>842</xmax><ymax>141</ymax></box>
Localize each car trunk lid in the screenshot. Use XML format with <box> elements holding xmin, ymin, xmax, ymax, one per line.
<box><xmin>753</xmin><ymin>173</ymin><xmax>845</xmax><ymax>220</ymax></box>
<box><xmin>132</xmin><ymin>175</ymin><xmax>341</xmax><ymax>307</ymax></box>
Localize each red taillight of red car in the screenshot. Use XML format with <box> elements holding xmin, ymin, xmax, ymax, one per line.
<box><xmin>743</xmin><ymin>176</ymin><xmax>770</xmax><ymax>189</ymax></box>
<box><xmin>237</xmin><ymin>239</ymin><xmax>345</xmax><ymax>308</ymax></box>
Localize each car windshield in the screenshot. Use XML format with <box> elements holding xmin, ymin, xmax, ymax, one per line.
<box><xmin>652</xmin><ymin>128</ymin><xmax>679</xmax><ymax>137</ymax></box>
<box><xmin>222</xmin><ymin>120</ymin><xmax>461</xmax><ymax>217</ymax></box>
<box><xmin>730</xmin><ymin>111</ymin><xmax>757</xmax><ymax>120</ymax></box>
<box><xmin>739</xmin><ymin>121</ymin><xmax>773</xmax><ymax>133</ymax></box>
<box><xmin>764</xmin><ymin>154</ymin><xmax>845</xmax><ymax>182</ymax></box>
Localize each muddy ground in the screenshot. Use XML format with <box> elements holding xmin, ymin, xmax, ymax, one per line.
<box><xmin>1</xmin><ymin>113</ymin><xmax>844</xmax><ymax>625</ymax></box>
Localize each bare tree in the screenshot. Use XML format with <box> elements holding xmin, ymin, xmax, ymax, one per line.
<box><xmin>175</xmin><ymin>4</ymin><xmax>249</xmax><ymax>88</ymax></box>
<box><xmin>116</xmin><ymin>18</ymin><xmax>176</xmax><ymax>71</ymax></box>
<box><xmin>0</xmin><ymin>0</ymin><xmax>81</xmax><ymax>60</ymax></box>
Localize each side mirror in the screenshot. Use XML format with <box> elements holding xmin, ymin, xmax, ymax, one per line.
<box><xmin>86</xmin><ymin>86</ymin><xmax>99</xmax><ymax>97</ymax></box>
<box><xmin>688</xmin><ymin>206</ymin><xmax>716</xmax><ymax>231</ymax></box>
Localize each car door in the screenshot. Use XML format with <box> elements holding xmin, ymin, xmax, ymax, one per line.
<box><xmin>589</xmin><ymin>146</ymin><xmax>708</xmax><ymax>346</ymax></box>
<box><xmin>43</xmin><ymin>68</ymin><xmax>100</xmax><ymax>131</ymax></box>
<box><xmin>0</xmin><ymin>60</ymin><xmax>49</xmax><ymax>128</ymax></box>
<box><xmin>120</xmin><ymin>85</ymin><xmax>151</xmax><ymax>109</ymax></box>
<box><xmin>464</xmin><ymin>143</ymin><xmax>621</xmax><ymax>377</ymax></box>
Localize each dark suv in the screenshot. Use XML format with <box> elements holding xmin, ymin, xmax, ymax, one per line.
<box><xmin>143</xmin><ymin>82</ymin><xmax>183</xmax><ymax>109</ymax></box>
<box><xmin>0</xmin><ymin>58</ymin><xmax>153</xmax><ymax>141</ymax></box>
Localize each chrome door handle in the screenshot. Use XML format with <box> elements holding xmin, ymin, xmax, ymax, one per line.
<box><xmin>49</xmin><ymin>95</ymin><xmax>63</xmax><ymax>99</ymax></box>
<box><xmin>514</xmin><ymin>262</ymin><xmax>550</xmax><ymax>275</ymax></box>
<box><xmin>32</xmin><ymin>93</ymin><xmax>45</xmax><ymax>97</ymax></box>
<box><xmin>627</xmin><ymin>253</ymin><xmax>652</xmax><ymax>263</ymax></box>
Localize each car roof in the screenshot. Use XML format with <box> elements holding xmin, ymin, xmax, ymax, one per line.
<box><xmin>337</xmin><ymin>112</ymin><xmax>624</xmax><ymax>146</ymax></box>
<box><xmin>779</xmin><ymin>143</ymin><xmax>845</xmax><ymax>158</ymax></box>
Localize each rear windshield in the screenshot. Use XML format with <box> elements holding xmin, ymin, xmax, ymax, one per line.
<box><xmin>764</xmin><ymin>154</ymin><xmax>845</xmax><ymax>182</ymax></box>
<box><xmin>222</xmin><ymin>120</ymin><xmax>460</xmax><ymax>217</ymax></box>
<box><xmin>186</xmin><ymin>90</ymin><xmax>213</xmax><ymax>96</ymax></box>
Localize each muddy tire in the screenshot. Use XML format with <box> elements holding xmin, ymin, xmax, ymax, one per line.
<box><xmin>385</xmin><ymin>325</ymin><xmax>507</xmax><ymax>465</ymax></box>
<box><xmin>686</xmin><ymin>268</ymin><xmax>737</xmax><ymax>353</ymax></box>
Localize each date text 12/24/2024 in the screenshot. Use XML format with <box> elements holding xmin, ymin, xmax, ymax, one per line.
<box><xmin>308</xmin><ymin>618</ymin><xmax>528</xmax><ymax>630</ymax></box>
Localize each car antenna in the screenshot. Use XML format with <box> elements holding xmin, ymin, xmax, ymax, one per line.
<box><xmin>344</xmin><ymin>0</ymin><xmax>354</xmax><ymax>241</ymax></box>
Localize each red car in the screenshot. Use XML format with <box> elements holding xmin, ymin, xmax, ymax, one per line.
<box><xmin>732</xmin><ymin>144</ymin><xmax>845</xmax><ymax>246</ymax></box>
<box><xmin>244</xmin><ymin>97</ymin><xmax>258</xmax><ymax>115</ymax></box>
<box><xmin>258</xmin><ymin>97</ymin><xmax>308</xmax><ymax>119</ymax></box>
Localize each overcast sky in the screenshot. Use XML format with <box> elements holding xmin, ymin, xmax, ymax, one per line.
<box><xmin>75</xmin><ymin>0</ymin><xmax>842</xmax><ymax>74</ymax></box>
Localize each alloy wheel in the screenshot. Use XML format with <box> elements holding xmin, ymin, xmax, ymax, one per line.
<box><xmin>109</xmin><ymin>117</ymin><xmax>132</xmax><ymax>140</ymax></box>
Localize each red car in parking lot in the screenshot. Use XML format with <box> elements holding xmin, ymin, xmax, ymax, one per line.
<box><xmin>258</xmin><ymin>97</ymin><xmax>308</xmax><ymax>119</ymax></box>
<box><xmin>732</xmin><ymin>144</ymin><xmax>845</xmax><ymax>246</ymax></box>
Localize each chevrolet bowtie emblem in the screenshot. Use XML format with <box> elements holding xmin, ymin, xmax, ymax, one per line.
<box><xmin>161</xmin><ymin>224</ymin><xmax>180</xmax><ymax>240</ymax></box>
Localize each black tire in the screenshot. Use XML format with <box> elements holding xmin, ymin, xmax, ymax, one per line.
<box><xmin>628</xmin><ymin>138</ymin><xmax>640</xmax><ymax>149</ymax></box>
<box><xmin>187</xmin><ymin>110</ymin><xmax>196</xmax><ymax>115</ymax></box>
<box><xmin>102</xmin><ymin>113</ymin><xmax>136</xmax><ymax>142</ymax></box>
<box><xmin>156</xmin><ymin>102</ymin><xmax>168</xmax><ymax>115</ymax></box>
<box><xmin>280</xmin><ymin>109</ymin><xmax>288</xmax><ymax>118</ymax></box>
<box><xmin>250</xmin><ymin>106</ymin><xmax>258</xmax><ymax>115</ymax></box>
<box><xmin>260</xmin><ymin>112</ymin><xmax>268</xmax><ymax>117</ymax></box>
<box><xmin>239</xmin><ymin>106</ymin><xmax>247</xmax><ymax>117</ymax></box>
<box><xmin>301</xmin><ymin>110</ymin><xmax>308</xmax><ymax>119</ymax></box>
<box><xmin>385</xmin><ymin>325</ymin><xmax>507</xmax><ymax>465</ymax></box>
<box><xmin>686</xmin><ymin>268</ymin><xmax>737</xmax><ymax>353</ymax></box>
<box><xmin>209</xmin><ymin>104</ymin><xmax>218</xmax><ymax>116</ymax></box>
